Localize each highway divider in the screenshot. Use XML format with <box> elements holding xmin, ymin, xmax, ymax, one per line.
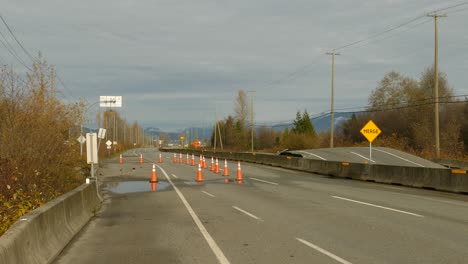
<box><xmin>163</xmin><ymin>149</ymin><xmax>468</xmax><ymax>194</ymax></box>
<box><xmin>0</xmin><ymin>181</ymin><xmax>101</xmax><ymax>264</ymax></box>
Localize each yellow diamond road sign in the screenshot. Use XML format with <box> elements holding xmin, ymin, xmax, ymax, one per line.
<box><xmin>360</xmin><ymin>120</ymin><xmax>381</xmax><ymax>143</ymax></box>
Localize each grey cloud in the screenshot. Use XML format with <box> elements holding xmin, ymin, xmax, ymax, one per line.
<box><xmin>2</xmin><ymin>0</ymin><xmax>467</xmax><ymax>130</ymax></box>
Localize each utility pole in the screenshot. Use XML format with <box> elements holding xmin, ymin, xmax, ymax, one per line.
<box><xmin>214</xmin><ymin>112</ymin><xmax>217</xmax><ymax>151</ymax></box>
<box><xmin>217</xmin><ymin>119</ymin><xmax>224</xmax><ymax>150</ymax></box>
<box><xmin>248</xmin><ymin>90</ymin><xmax>255</xmax><ymax>153</ymax></box>
<box><xmin>326</xmin><ymin>51</ymin><xmax>340</xmax><ymax>148</ymax></box>
<box><xmin>428</xmin><ymin>13</ymin><xmax>446</xmax><ymax>159</ymax></box>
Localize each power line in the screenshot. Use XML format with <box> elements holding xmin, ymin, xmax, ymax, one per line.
<box><xmin>349</xmin><ymin>18</ymin><xmax>432</xmax><ymax>50</ymax></box>
<box><xmin>0</xmin><ymin>27</ymin><xmax>29</xmax><ymax>67</ymax></box>
<box><xmin>254</xmin><ymin>4</ymin><xmax>463</xmax><ymax>93</ymax></box>
<box><xmin>251</xmin><ymin>94</ymin><xmax>468</xmax><ymax>128</ymax></box>
<box><xmin>0</xmin><ymin>30</ymin><xmax>32</xmax><ymax>71</ymax></box>
<box><xmin>335</xmin><ymin>2</ymin><xmax>468</xmax><ymax>52</ymax></box>
<box><xmin>446</xmin><ymin>6</ymin><xmax>468</xmax><ymax>14</ymax></box>
<box><xmin>257</xmin><ymin>55</ymin><xmax>323</xmax><ymax>90</ymax></box>
<box><xmin>0</xmin><ymin>14</ymin><xmax>80</xmax><ymax>104</ymax></box>
<box><xmin>334</xmin><ymin>15</ymin><xmax>426</xmax><ymax>52</ymax></box>
<box><xmin>0</xmin><ymin>14</ymin><xmax>36</xmax><ymax>61</ymax></box>
<box><xmin>433</xmin><ymin>2</ymin><xmax>468</xmax><ymax>13</ymax></box>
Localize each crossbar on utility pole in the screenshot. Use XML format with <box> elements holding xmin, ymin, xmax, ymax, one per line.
<box><xmin>428</xmin><ymin>12</ymin><xmax>446</xmax><ymax>159</ymax></box>
<box><xmin>326</xmin><ymin>51</ymin><xmax>340</xmax><ymax>148</ymax></box>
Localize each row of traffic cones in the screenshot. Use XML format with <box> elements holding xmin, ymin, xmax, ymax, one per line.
<box><xmin>165</xmin><ymin>152</ymin><xmax>241</xmax><ymax>183</ymax></box>
<box><xmin>118</xmin><ymin>153</ymin><xmax>144</xmax><ymax>164</ymax></box>
<box><xmin>141</xmin><ymin>152</ymin><xmax>243</xmax><ymax>185</ymax></box>
<box><xmin>196</xmin><ymin>160</ymin><xmax>242</xmax><ymax>183</ymax></box>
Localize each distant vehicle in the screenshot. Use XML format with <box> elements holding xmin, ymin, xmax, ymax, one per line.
<box><xmin>192</xmin><ymin>141</ymin><xmax>201</xmax><ymax>148</ymax></box>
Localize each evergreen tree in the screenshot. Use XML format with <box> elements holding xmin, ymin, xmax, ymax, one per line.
<box><xmin>292</xmin><ymin>110</ymin><xmax>316</xmax><ymax>136</ymax></box>
<box><xmin>301</xmin><ymin>110</ymin><xmax>316</xmax><ymax>136</ymax></box>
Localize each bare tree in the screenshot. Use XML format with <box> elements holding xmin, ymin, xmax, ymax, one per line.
<box><xmin>234</xmin><ymin>90</ymin><xmax>249</xmax><ymax>125</ymax></box>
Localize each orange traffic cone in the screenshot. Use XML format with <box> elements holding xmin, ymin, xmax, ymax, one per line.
<box><xmin>199</xmin><ymin>155</ymin><xmax>203</xmax><ymax>166</ymax></box>
<box><xmin>150</xmin><ymin>163</ymin><xmax>158</xmax><ymax>183</ymax></box>
<box><xmin>215</xmin><ymin>158</ymin><xmax>220</xmax><ymax>174</ymax></box>
<box><xmin>179</xmin><ymin>153</ymin><xmax>183</xmax><ymax>164</ymax></box>
<box><xmin>151</xmin><ymin>182</ymin><xmax>157</xmax><ymax>191</ymax></box>
<box><xmin>210</xmin><ymin>157</ymin><xmax>215</xmax><ymax>171</ymax></box>
<box><xmin>139</xmin><ymin>153</ymin><xmax>144</xmax><ymax>164</ymax></box>
<box><xmin>186</xmin><ymin>153</ymin><xmax>190</xmax><ymax>165</ymax></box>
<box><xmin>191</xmin><ymin>154</ymin><xmax>195</xmax><ymax>166</ymax></box>
<box><xmin>223</xmin><ymin>159</ymin><xmax>229</xmax><ymax>176</ymax></box>
<box><xmin>196</xmin><ymin>164</ymin><xmax>203</xmax><ymax>182</ymax></box>
<box><xmin>173</xmin><ymin>153</ymin><xmax>177</xmax><ymax>163</ymax></box>
<box><xmin>119</xmin><ymin>154</ymin><xmax>123</xmax><ymax>164</ymax></box>
<box><xmin>236</xmin><ymin>161</ymin><xmax>243</xmax><ymax>182</ymax></box>
<box><xmin>158</xmin><ymin>153</ymin><xmax>163</xmax><ymax>163</ymax></box>
<box><xmin>204</xmin><ymin>157</ymin><xmax>208</xmax><ymax>169</ymax></box>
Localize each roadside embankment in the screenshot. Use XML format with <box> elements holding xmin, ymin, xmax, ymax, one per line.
<box><xmin>0</xmin><ymin>181</ymin><xmax>101</xmax><ymax>264</ymax></box>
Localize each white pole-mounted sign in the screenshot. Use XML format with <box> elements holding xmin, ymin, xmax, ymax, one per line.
<box><xmin>86</xmin><ymin>133</ymin><xmax>98</xmax><ymax>164</ymax></box>
<box><xmin>100</xmin><ymin>96</ymin><xmax>122</xmax><ymax>107</ymax></box>
<box><xmin>98</xmin><ymin>128</ymin><xmax>107</xmax><ymax>139</ymax></box>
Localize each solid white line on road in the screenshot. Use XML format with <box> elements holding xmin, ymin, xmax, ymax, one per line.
<box><xmin>156</xmin><ymin>165</ymin><xmax>230</xmax><ymax>264</ymax></box>
<box><xmin>350</xmin><ymin>152</ymin><xmax>375</xmax><ymax>163</ymax></box>
<box><xmin>171</xmin><ymin>174</ymin><xmax>178</xmax><ymax>178</ymax></box>
<box><xmin>232</xmin><ymin>206</ymin><xmax>263</xmax><ymax>221</ymax></box>
<box><xmin>202</xmin><ymin>191</ymin><xmax>215</xmax><ymax>198</ymax></box>
<box><xmin>332</xmin><ymin>196</ymin><xmax>424</xmax><ymax>218</ymax></box>
<box><xmin>250</xmin><ymin>177</ymin><xmax>279</xmax><ymax>186</ymax></box>
<box><xmin>296</xmin><ymin>150</ymin><xmax>327</xmax><ymax>160</ymax></box>
<box><xmin>373</xmin><ymin>148</ymin><xmax>424</xmax><ymax>167</ymax></box>
<box><xmin>296</xmin><ymin>238</ymin><xmax>353</xmax><ymax>264</ymax></box>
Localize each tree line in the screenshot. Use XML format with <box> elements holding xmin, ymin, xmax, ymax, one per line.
<box><xmin>210</xmin><ymin>90</ymin><xmax>319</xmax><ymax>151</ymax></box>
<box><xmin>210</xmin><ymin>66</ymin><xmax>467</xmax><ymax>160</ymax></box>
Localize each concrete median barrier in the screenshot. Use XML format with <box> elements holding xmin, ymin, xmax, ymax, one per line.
<box><xmin>0</xmin><ymin>181</ymin><xmax>101</xmax><ymax>264</ymax></box>
<box><xmin>163</xmin><ymin>148</ymin><xmax>468</xmax><ymax>194</ymax></box>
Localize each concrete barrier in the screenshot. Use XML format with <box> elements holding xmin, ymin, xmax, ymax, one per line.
<box><xmin>433</xmin><ymin>158</ymin><xmax>468</xmax><ymax>169</ymax></box>
<box><xmin>0</xmin><ymin>181</ymin><xmax>101</xmax><ymax>264</ymax></box>
<box><xmin>163</xmin><ymin>148</ymin><xmax>468</xmax><ymax>194</ymax></box>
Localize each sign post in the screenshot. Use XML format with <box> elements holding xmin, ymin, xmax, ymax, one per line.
<box><xmin>180</xmin><ymin>135</ymin><xmax>185</xmax><ymax>148</ymax></box>
<box><xmin>360</xmin><ymin>120</ymin><xmax>381</xmax><ymax>163</ymax></box>
<box><xmin>77</xmin><ymin>135</ymin><xmax>86</xmax><ymax>158</ymax></box>
<box><xmin>106</xmin><ymin>140</ymin><xmax>112</xmax><ymax>156</ymax></box>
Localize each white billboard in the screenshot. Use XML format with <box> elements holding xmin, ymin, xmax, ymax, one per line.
<box><xmin>100</xmin><ymin>96</ymin><xmax>122</xmax><ymax>107</ymax></box>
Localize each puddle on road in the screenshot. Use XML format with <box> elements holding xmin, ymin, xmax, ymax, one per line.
<box><xmin>104</xmin><ymin>181</ymin><xmax>171</xmax><ymax>194</ymax></box>
<box><xmin>105</xmin><ymin>178</ymin><xmax>243</xmax><ymax>194</ymax></box>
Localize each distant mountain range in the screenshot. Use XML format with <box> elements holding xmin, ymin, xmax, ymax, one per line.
<box><xmin>144</xmin><ymin>112</ymin><xmax>354</xmax><ymax>141</ymax></box>
<box><xmin>267</xmin><ymin>112</ymin><xmax>354</xmax><ymax>133</ymax></box>
<box><xmin>144</xmin><ymin>127</ymin><xmax>212</xmax><ymax>142</ymax></box>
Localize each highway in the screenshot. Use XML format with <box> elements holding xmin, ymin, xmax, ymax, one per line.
<box><xmin>53</xmin><ymin>148</ymin><xmax>468</xmax><ymax>264</ymax></box>
<box><xmin>283</xmin><ymin>147</ymin><xmax>446</xmax><ymax>168</ymax></box>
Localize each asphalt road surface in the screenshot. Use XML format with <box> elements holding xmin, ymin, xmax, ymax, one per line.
<box><xmin>286</xmin><ymin>147</ymin><xmax>446</xmax><ymax>168</ymax></box>
<box><xmin>53</xmin><ymin>148</ymin><xmax>468</xmax><ymax>264</ymax></box>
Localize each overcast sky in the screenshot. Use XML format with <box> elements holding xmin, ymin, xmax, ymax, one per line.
<box><xmin>2</xmin><ymin>0</ymin><xmax>468</xmax><ymax>131</ymax></box>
